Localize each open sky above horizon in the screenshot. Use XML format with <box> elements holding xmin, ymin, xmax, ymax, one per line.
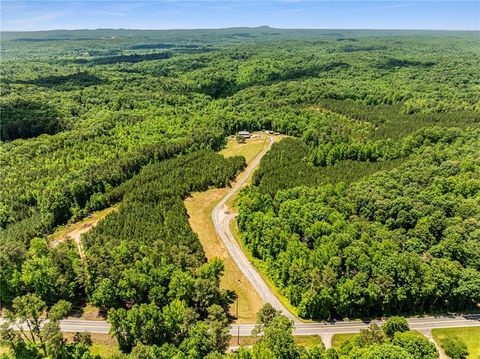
<box><xmin>1</xmin><ymin>0</ymin><xmax>479</xmax><ymax>32</ymax></box>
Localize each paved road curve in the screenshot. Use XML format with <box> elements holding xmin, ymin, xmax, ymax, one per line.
<box><xmin>211</xmin><ymin>136</ymin><xmax>299</xmax><ymax>321</ymax></box>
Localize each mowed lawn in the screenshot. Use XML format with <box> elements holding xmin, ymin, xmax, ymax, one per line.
<box><xmin>432</xmin><ymin>327</ymin><xmax>480</xmax><ymax>359</ymax></box>
<box><xmin>332</xmin><ymin>333</ymin><xmax>359</xmax><ymax>348</ymax></box>
<box><xmin>220</xmin><ymin>135</ymin><xmax>269</xmax><ymax>163</ymax></box>
<box><xmin>184</xmin><ymin>134</ymin><xmax>270</xmax><ymax>322</ymax></box>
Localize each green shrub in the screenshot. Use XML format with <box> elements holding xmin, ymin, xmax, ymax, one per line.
<box><xmin>440</xmin><ymin>336</ymin><xmax>469</xmax><ymax>359</ymax></box>
<box><xmin>382</xmin><ymin>317</ymin><xmax>409</xmax><ymax>338</ymax></box>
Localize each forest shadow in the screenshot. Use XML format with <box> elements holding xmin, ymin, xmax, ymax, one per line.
<box><xmin>0</xmin><ymin>99</ymin><xmax>64</xmax><ymax>141</ymax></box>
<box><xmin>199</xmin><ymin>61</ymin><xmax>350</xmax><ymax>99</ymax></box>
<box><xmin>130</xmin><ymin>43</ymin><xmax>202</xmax><ymax>50</ymax></box>
<box><xmin>377</xmin><ymin>58</ymin><xmax>436</xmax><ymax>69</ymax></box>
<box><xmin>71</xmin><ymin>52</ymin><xmax>173</xmax><ymax>65</ymax></box>
<box><xmin>13</xmin><ymin>37</ymin><xmax>96</xmax><ymax>42</ymax></box>
<box><xmin>18</xmin><ymin>71</ymin><xmax>104</xmax><ymax>90</ymax></box>
<box><xmin>339</xmin><ymin>45</ymin><xmax>387</xmax><ymax>53</ymax></box>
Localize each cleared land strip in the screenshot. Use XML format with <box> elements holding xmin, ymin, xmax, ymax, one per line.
<box><xmin>211</xmin><ymin>136</ymin><xmax>299</xmax><ymax>322</ymax></box>
<box><xmin>185</xmin><ymin>136</ymin><xmax>269</xmax><ymax>322</ymax></box>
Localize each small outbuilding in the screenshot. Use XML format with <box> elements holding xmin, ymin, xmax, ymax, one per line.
<box><xmin>238</xmin><ymin>131</ymin><xmax>251</xmax><ymax>139</ymax></box>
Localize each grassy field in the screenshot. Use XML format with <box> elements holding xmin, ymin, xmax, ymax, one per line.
<box><xmin>185</xmin><ymin>134</ymin><xmax>271</xmax><ymax>322</ymax></box>
<box><xmin>185</xmin><ymin>187</ymin><xmax>263</xmax><ymax>322</ymax></box>
<box><xmin>294</xmin><ymin>335</ymin><xmax>324</xmax><ymax>348</ymax></box>
<box><xmin>90</xmin><ymin>338</ymin><xmax>120</xmax><ymax>357</ymax></box>
<box><xmin>0</xmin><ymin>347</ymin><xmax>11</xmax><ymax>356</ymax></box>
<box><xmin>220</xmin><ymin>135</ymin><xmax>270</xmax><ymax>163</ymax></box>
<box><xmin>432</xmin><ymin>327</ymin><xmax>480</xmax><ymax>359</ymax></box>
<box><xmin>222</xmin><ymin>135</ymin><xmax>276</xmax><ymax>208</ymax></box>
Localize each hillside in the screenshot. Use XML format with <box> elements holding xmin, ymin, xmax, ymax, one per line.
<box><xmin>1</xmin><ymin>28</ymin><xmax>479</xmax><ymax>358</ymax></box>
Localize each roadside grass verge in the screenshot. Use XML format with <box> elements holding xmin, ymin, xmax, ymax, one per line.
<box><xmin>185</xmin><ymin>188</ymin><xmax>263</xmax><ymax>322</ymax></box>
<box><xmin>294</xmin><ymin>335</ymin><xmax>324</xmax><ymax>348</ymax></box>
<box><xmin>432</xmin><ymin>327</ymin><xmax>480</xmax><ymax>359</ymax></box>
<box><xmin>64</xmin><ymin>333</ymin><xmax>120</xmax><ymax>357</ymax></box>
<box><xmin>77</xmin><ymin>303</ymin><xmax>104</xmax><ymax>321</ymax></box>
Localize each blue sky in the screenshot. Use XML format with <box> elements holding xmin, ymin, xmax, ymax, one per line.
<box><xmin>1</xmin><ymin>1</ymin><xmax>479</xmax><ymax>32</ymax></box>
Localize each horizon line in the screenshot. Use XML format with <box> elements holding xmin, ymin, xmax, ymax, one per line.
<box><xmin>2</xmin><ymin>26</ymin><xmax>479</xmax><ymax>33</ymax></box>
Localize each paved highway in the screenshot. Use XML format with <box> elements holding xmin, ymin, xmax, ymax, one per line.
<box><xmin>1</xmin><ymin>315</ymin><xmax>474</xmax><ymax>336</ymax></box>
<box><xmin>230</xmin><ymin>316</ymin><xmax>480</xmax><ymax>336</ymax></box>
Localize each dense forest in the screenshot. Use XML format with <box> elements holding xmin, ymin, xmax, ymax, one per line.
<box><xmin>1</xmin><ymin>27</ymin><xmax>479</xmax><ymax>357</ymax></box>
<box><xmin>238</xmin><ymin>129</ymin><xmax>480</xmax><ymax>319</ymax></box>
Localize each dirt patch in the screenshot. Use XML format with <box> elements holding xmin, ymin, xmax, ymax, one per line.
<box><xmin>50</xmin><ymin>207</ymin><xmax>117</xmax><ymax>258</ymax></box>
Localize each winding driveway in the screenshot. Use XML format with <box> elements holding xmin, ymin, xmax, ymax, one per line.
<box><xmin>212</xmin><ymin>136</ymin><xmax>299</xmax><ymax>321</ymax></box>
